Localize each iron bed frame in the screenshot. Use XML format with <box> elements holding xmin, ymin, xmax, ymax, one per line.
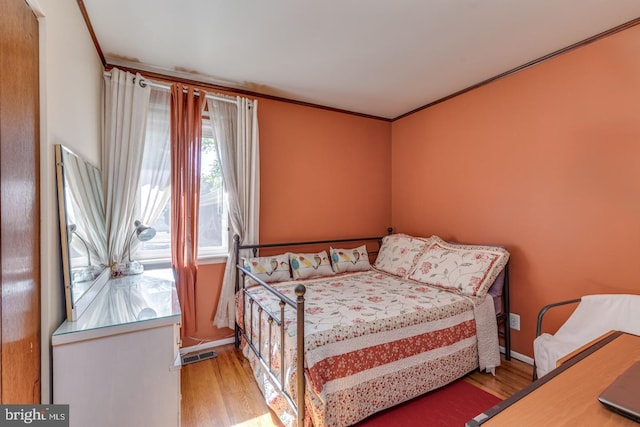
<box><xmin>233</xmin><ymin>233</ymin><xmax>511</xmax><ymax>426</ymax></box>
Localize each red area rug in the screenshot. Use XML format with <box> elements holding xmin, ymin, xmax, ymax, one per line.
<box><xmin>354</xmin><ymin>379</ymin><xmax>501</xmax><ymax>427</ymax></box>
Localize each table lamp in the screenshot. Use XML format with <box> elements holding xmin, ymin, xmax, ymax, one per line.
<box><xmin>120</xmin><ymin>219</ymin><xmax>156</xmax><ymax>276</ymax></box>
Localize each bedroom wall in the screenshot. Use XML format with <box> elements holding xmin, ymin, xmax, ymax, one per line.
<box><xmin>391</xmin><ymin>24</ymin><xmax>640</xmax><ymax>357</ymax></box>
<box><xmin>191</xmin><ymin>100</ymin><xmax>392</xmax><ymax>346</ymax></box>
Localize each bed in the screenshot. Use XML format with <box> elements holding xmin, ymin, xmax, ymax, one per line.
<box><xmin>234</xmin><ymin>232</ymin><xmax>511</xmax><ymax>427</ymax></box>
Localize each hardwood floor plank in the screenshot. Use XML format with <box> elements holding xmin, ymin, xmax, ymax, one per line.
<box><xmin>181</xmin><ymin>345</ymin><xmax>533</xmax><ymax>427</ymax></box>
<box><xmin>181</xmin><ymin>354</ymin><xmax>232</xmax><ymax>426</ymax></box>
<box><xmin>464</xmin><ymin>357</ymin><xmax>533</xmax><ymax>399</ymax></box>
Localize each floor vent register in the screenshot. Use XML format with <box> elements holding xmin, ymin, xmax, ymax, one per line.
<box><xmin>181</xmin><ymin>350</ymin><xmax>217</xmax><ymax>365</ymax></box>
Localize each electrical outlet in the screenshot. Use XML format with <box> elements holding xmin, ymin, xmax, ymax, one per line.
<box><xmin>509</xmin><ymin>313</ymin><xmax>521</xmax><ymax>331</ymax></box>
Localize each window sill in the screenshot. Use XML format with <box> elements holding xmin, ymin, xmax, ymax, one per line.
<box><xmin>198</xmin><ymin>254</ymin><xmax>229</xmax><ymax>265</ymax></box>
<box><xmin>140</xmin><ymin>253</ymin><xmax>228</xmax><ymax>270</ymax></box>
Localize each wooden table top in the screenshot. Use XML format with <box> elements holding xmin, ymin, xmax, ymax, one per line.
<box><xmin>469</xmin><ymin>331</ymin><xmax>640</xmax><ymax>426</ymax></box>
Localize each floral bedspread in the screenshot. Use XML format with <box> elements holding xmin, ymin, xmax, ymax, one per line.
<box><xmin>238</xmin><ymin>269</ymin><xmax>500</xmax><ymax>427</ymax></box>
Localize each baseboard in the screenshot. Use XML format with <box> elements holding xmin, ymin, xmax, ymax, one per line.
<box><xmin>500</xmin><ymin>346</ymin><xmax>534</xmax><ymax>365</ymax></box>
<box><xmin>179</xmin><ymin>336</ymin><xmax>235</xmax><ymax>355</ymax></box>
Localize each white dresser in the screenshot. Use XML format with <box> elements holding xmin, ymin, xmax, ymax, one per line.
<box><xmin>52</xmin><ymin>270</ymin><xmax>182</xmax><ymax>427</ymax></box>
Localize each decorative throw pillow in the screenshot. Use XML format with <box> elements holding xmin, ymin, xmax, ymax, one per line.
<box><xmin>373</xmin><ymin>233</ymin><xmax>432</xmax><ymax>277</ymax></box>
<box><xmin>409</xmin><ymin>236</ymin><xmax>510</xmax><ymax>298</ymax></box>
<box><xmin>330</xmin><ymin>245</ymin><xmax>371</xmax><ymax>273</ymax></box>
<box><xmin>289</xmin><ymin>251</ymin><xmax>335</xmax><ymax>279</ymax></box>
<box><xmin>243</xmin><ymin>254</ymin><xmax>291</xmax><ymax>284</ymax></box>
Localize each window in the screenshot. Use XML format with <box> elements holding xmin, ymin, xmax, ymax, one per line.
<box><xmin>197</xmin><ymin>117</ymin><xmax>229</xmax><ymax>256</ymax></box>
<box><xmin>135</xmin><ymin>90</ymin><xmax>228</xmax><ymax>263</ymax></box>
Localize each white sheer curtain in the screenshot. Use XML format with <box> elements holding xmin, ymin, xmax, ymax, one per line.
<box><xmin>102</xmin><ymin>68</ymin><xmax>151</xmax><ymax>267</ymax></box>
<box><xmin>134</xmin><ymin>87</ymin><xmax>172</xmax><ymax>255</ymax></box>
<box><xmin>64</xmin><ymin>152</ymin><xmax>108</xmax><ymax>267</ymax></box>
<box><xmin>208</xmin><ymin>95</ymin><xmax>260</xmax><ymax>329</ymax></box>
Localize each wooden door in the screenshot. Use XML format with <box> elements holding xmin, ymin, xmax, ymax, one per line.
<box><xmin>0</xmin><ymin>0</ymin><xmax>41</xmax><ymax>403</ymax></box>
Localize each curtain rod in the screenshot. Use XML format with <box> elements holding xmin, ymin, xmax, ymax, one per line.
<box><xmin>103</xmin><ymin>71</ymin><xmax>241</xmax><ymax>105</ymax></box>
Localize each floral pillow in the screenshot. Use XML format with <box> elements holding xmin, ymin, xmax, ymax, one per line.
<box><xmin>290</xmin><ymin>251</ymin><xmax>335</xmax><ymax>279</ymax></box>
<box><xmin>373</xmin><ymin>233</ymin><xmax>432</xmax><ymax>277</ymax></box>
<box><xmin>243</xmin><ymin>254</ymin><xmax>291</xmax><ymax>284</ymax></box>
<box><xmin>330</xmin><ymin>245</ymin><xmax>371</xmax><ymax>273</ymax></box>
<box><xmin>409</xmin><ymin>236</ymin><xmax>510</xmax><ymax>298</ymax></box>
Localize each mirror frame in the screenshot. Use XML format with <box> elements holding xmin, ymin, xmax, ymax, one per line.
<box><xmin>55</xmin><ymin>144</ymin><xmax>110</xmax><ymax>321</ymax></box>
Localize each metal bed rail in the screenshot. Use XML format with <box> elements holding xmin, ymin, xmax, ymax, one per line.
<box><xmin>236</xmin><ymin>264</ymin><xmax>305</xmax><ymax>425</ymax></box>
<box><xmin>497</xmin><ymin>262</ymin><xmax>511</xmax><ymax>360</ymax></box>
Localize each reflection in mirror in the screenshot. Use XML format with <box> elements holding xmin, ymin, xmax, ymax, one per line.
<box><xmin>55</xmin><ymin>144</ymin><xmax>109</xmax><ymax>321</ymax></box>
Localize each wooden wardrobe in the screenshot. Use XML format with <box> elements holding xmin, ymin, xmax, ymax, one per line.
<box><xmin>0</xmin><ymin>0</ymin><xmax>41</xmax><ymax>403</ymax></box>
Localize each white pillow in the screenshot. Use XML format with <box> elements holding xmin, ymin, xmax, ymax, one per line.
<box><xmin>330</xmin><ymin>245</ymin><xmax>371</xmax><ymax>273</ymax></box>
<box><xmin>243</xmin><ymin>254</ymin><xmax>291</xmax><ymax>284</ymax></box>
<box><xmin>409</xmin><ymin>236</ymin><xmax>509</xmax><ymax>297</ymax></box>
<box><xmin>373</xmin><ymin>233</ymin><xmax>432</xmax><ymax>277</ymax></box>
<box><xmin>290</xmin><ymin>251</ymin><xmax>335</xmax><ymax>279</ymax></box>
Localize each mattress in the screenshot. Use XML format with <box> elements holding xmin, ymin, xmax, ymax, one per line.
<box><xmin>238</xmin><ymin>269</ymin><xmax>500</xmax><ymax>427</ymax></box>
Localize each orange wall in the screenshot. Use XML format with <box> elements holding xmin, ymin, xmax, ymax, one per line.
<box><xmin>391</xmin><ymin>25</ymin><xmax>640</xmax><ymax>357</ymax></box>
<box><xmin>258</xmin><ymin>99</ymin><xmax>392</xmax><ymax>241</ymax></box>
<box><xmin>189</xmin><ymin>98</ymin><xmax>392</xmax><ymax>347</ymax></box>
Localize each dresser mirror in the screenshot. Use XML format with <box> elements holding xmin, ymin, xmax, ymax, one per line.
<box><xmin>55</xmin><ymin>144</ymin><xmax>110</xmax><ymax>321</ymax></box>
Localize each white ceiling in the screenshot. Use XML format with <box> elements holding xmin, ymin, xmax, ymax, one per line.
<box><xmin>81</xmin><ymin>0</ymin><xmax>640</xmax><ymax>119</ymax></box>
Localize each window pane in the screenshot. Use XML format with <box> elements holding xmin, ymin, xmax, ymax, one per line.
<box><xmin>198</xmin><ymin>132</ymin><xmax>228</xmax><ymax>253</ymax></box>
<box><xmin>136</xmin><ymin>106</ymin><xmax>228</xmax><ymax>261</ymax></box>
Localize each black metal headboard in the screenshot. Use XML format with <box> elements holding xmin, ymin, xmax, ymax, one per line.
<box><xmin>233</xmin><ymin>232</ymin><xmax>388</xmax><ymax>292</ymax></box>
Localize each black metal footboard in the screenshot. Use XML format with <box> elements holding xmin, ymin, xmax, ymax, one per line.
<box><xmin>236</xmin><ymin>261</ymin><xmax>306</xmax><ymax>426</ymax></box>
<box><xmin>233</xmin><ymin>233</ymin><xmax>385</xmax><ymax>426</ymax></box>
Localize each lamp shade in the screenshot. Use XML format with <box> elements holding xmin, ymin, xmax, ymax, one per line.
<box><xmin>134</xmin><ymin>220</ymin><xmax>156</xmax><ymax>242</ymax></box>
<box><xmin>67</xmin><ymin>223</ymin><xmax>77</xmax><ymax>236</ymax></box>
<box><xmin>119</xmin><ymin>220</ymin><xmax>158</xmax><ymax>275</ymax></box>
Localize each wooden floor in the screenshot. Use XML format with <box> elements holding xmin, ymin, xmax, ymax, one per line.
<box><xmin>181</xmin><ymin>344</ymin><xmax>533</xmax><ymax>427</ymax></box>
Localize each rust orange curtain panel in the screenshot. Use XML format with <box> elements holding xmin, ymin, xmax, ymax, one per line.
<box><xmin>170</xmin><ymin>85</ymin><xmax>205</xmax><ymax>338</ymax></box>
